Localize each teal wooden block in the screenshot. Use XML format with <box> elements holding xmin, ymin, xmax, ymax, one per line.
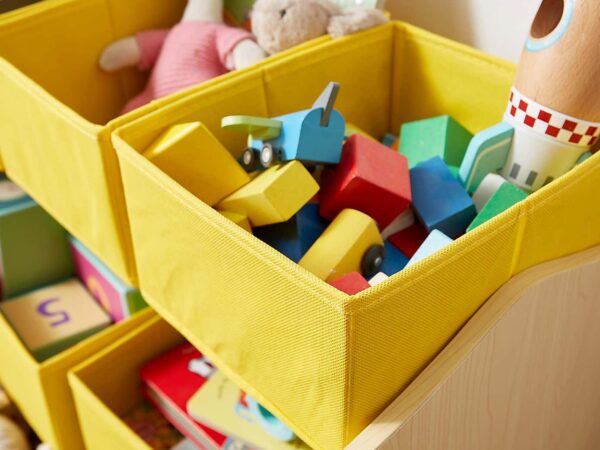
<box><xmin>467</xmin><ymin>183</ymin><xmax>528</xmax><ymax>232</ymax></box>
<box><xmin>0</xmin><ymin>180</ymin><xmax>73</xmax><ymax>298</ymax></box>
<box><xmin>406</xmin><ymin>230</ymin><xmax>453</xmax><ymax>267</ymax></box>
<box><xmin>459</xmin><ymin>122</ymin><xmax>513</xmax><ymax>194</ymax></box>
<box><xmin>400</xmin><ymin>115</ymin><xmax>473</xmax><ymax>169</ymax></box>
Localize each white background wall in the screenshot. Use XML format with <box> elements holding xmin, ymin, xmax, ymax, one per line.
<box><xmin>387</xmin><ymin>0</ymin><xmax>543</xmax><ymax>62</ymax></box>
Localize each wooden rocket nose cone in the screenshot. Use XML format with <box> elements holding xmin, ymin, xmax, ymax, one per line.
<box><xmin>531</xmin><ymin>0</ymin><xmax>564</xmax><ymax>38</ymax></box>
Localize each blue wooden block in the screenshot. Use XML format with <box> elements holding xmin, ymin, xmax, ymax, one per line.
<box><xmin>459</xmin><ymin>122</ymin><xmax>513</xmax><ymax>193</ymax></box>
<box><xmin>381</xmin><ymin>133</ymin><xmax>398</xmax><ymax>148</ymax></box>
<box><xmin>254</xmin><ymin>203</ymin><xmax>329</xmax><ymax>262</ymax></box>
<box><xmin>380</xmin><ymin>241</ymin><xmax>409</xmax><ymax>276</ymax></box>
<box><xmin>410</xmin><ymin>157</ymin><xmax>477</xmax><ymax>239</ymax></box>
<box><xmin>406</xmin><ymin>230</ymin><xmax>454</xmax><ymax>267</ymax></box>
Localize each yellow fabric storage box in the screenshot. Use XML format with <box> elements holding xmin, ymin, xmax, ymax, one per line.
<box><xmin>0</xmin><ymin>307</ymin><xmax>154</xmax><ymax>450</ymax></box>
<box><xmin>0</xmin><ymin>0</ymin><xmax>331</xmax><ymax>286</ymax></box>
<box><xmin>69</xmin><ymin>315</ymin><xmax>185</xmax><ymax>450</ymax></box>
<box><xmin>112</xmin><ymin>22</ymin><xmax>600</xmax><ymax>450</ymax></box>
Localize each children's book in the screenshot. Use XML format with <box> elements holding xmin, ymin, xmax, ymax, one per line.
<box><xmin>187</xmin><ymin>370</ymin><xmax>310</xmax><ymax>450</ymax></box>
<box><xmin>141</xmin><ymin>343</ymin><xmax>245</xmax><ymax>450</ymax></box>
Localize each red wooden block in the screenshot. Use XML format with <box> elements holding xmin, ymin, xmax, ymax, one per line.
<box><xmin>388</xmin><ymin>224</ymin><xmax>428</xmax><ymax>258</ymax></box>
<box><xmin>329</xmin><ymin>272</ymin><xmax>371</xmax><ymax>295</ymax></box>
<box><xmin>320</xmin><ymin>134</ymin><xmax>412</xmax><ymax>229</ymax></box>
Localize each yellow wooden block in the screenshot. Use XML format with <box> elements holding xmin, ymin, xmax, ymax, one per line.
<box><xmin>144</xmin><ymin>122</ymin><xmax>250</xmax><ymax>206</ymax></box>
<box><xmin>0</xmin><ymin>279</ymin><xmax>112</xmax><ymax>361</ymax></box>
<box><xmin>217</xmin><ymin>162</ymin><xmax>320</xmax><ymax>227</ymax></box>
<box><xmin>219</xmin><ymin>210</ymin><xmax>252</xmax><ymax>233</ymax></box>
<box><xmin>299</xmin><ymin>209</ymin><xmax>384</xmax><ymax>282</ymax></box>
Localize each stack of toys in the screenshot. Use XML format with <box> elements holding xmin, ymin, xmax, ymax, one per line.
<box><xmin>137</xmin><ymin>343</ymin><xmax>309</xmax><ymax>449</ymax></box>
<box><xmin>143</xmin><ymin>81</ymin><xmax>540</xmax><ymax>295</ymax></box>
<box><xmin>0</xmin><ymin>176</ymin><xmax>147</xmax><ymax>362</ymax></box>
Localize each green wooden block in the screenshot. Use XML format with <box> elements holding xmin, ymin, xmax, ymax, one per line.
<box><xmin>400</xmin><ymin>115</ymin><xmax>473</xmax><ymax>169</ymax></box>
<box><xmin>0</xmin><ymin>180</ymin><xmax>73</xmax><ymax>298</ymax></box>
<box><xmin>467</xmin><ymin>183</ymin><xmax>528</xmax><ymax>232</ymax></box>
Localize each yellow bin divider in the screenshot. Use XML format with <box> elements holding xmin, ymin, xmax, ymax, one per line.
<box><xmin>112</xmin><ymin>22</ymin><xmax>600</xmax><ymax>450</ymax></box>
<box><xmin>69</xmin><ymin>315</ymin><xmax>185</xmax><ymax>450</ymax></box>
<box><xmin>0</xmin><ymin>0</ymin><xmax>326</xmax><ymax>286</ymax></box>
<box><xmin>0</xmin><ymin>307</ymin><xmax>155</xmax><ymax>450</ymax></box>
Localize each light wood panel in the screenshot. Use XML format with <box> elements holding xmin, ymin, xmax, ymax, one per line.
<box><xmin>348</xmin><ymin>244</ymin><xmax>600</xmax><ymax>450</ymax></box>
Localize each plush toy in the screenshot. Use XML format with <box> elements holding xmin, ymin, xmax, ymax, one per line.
<box><xmin>0</xmin><ymin>388</ymin><xmax>30</xmax><ymax>450</ymax></box>
<box><xmin>100</xmin><ymin>0</ymin><xmax>267</xmax><ymax>113</ymax></box>
<box><xmin>251</xmin><ymin>0</ymin><xmax>389</xmax><ymax>55</ymax></box>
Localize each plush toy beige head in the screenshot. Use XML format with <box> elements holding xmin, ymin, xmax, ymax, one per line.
<box><xmin>251</xmin><ymin>0</ymin><xmax>388</xmax><ymax>55</ymax></box>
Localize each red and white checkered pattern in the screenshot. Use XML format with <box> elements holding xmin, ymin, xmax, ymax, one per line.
<box><xmin>506</xmin><ymin>88</ymin><xmax>600</xmax><ymax>148</ymax></box>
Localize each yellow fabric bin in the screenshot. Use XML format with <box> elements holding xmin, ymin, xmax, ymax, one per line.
<box><xmin>0</xmin><ymin>307</ymin><xmax>155</xmax><ymax>450</ymax></box>
<box><xmin>69</xmin><ymin>315</ymin><xmax>185</xmax><ymax>450</ymax></box>
<box><xmin>0</xmin><ymin>0</ymin><xmax>330</xmax><ymax>286</ymax></box>
<box><xmin>112</xmin><ymin>22</ymin><xmax>600</xmax><ymax>450</ymax></box>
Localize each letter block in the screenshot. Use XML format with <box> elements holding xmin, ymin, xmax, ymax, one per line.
<box><xmin>0</xmin><ymin>279</ymin><xmax>112</xmax><ymax>361</ymax></box>
<box><xmin>0</xmin><ymin>179</ymin><xmax>73</xmax><ymax>299</ymax></box>
<box><xmin>217</xmin><ymin>161</ymin><xmax>319</xmax><ymax>227</ymax></box>
<box><xmin>299</xmin><ymin>209</ymin><xmax>384</xmax><ymax>282</ymax></box>
<box><xmin>410</xmin><ymin>157</ymin><xmax>477</xmax><ymax>239</ymax></box>
<box><xmin>400</xmin><ymin>115</ymin><xmax>473</xmax><ymax>169</ymax></box>
<box><xmin>70</xmin><ymin>237</ymin><xmax>147</xmax><ymax>322</ymax></box>
<box><xmin>320</xmin><ymin>134</ymin><xmax>412</xmax><ymax>229</ymax></box>
<box><xmin>144</xmin><ymin>122</ymin><xmax>250</xmax><ymax>206</ymax></box>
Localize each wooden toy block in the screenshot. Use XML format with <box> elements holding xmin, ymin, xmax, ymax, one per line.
<box><xmin>400</xmin><ymin>115</ymin><xmax>473</xmax><ymax>169</ymax></box>
<box><xmin>368</xmin><ymin>272</ymin><xmax>389</xmax><ymax>286</ymax></box>
<box><xmin>410</xmin><ymin>157</ymin><xmax>477</xmax><ymax>239</ymax></box>
<box><xmin>459</xmin><ymin>122</ymin><xmax>513</xmax><ymax>193</ymax></box>
<box><xmin>0</xmin><ymin>279</ymin><xmax>111</xmax><ymax>361</ymax></box>
<box><xmin>254</xmin><ymin>203</ymin><xmax>328</xmax><ymax>262</ymax></box>
<box><xmin>320</xmin><ymin>134</ymin><xmax>412</xmax><ymax>229</ymax></box>
<box><xmin>217</xmin><ymin>161</ymin><xmax>319</xmax><ymax>227</ymax></box>
<box><xmin>380</xmin><ymin>240</ymin><xmax>409</xmax><ymax>276</ymax></box>
<box><xmin>70</xmin><ymin>237</ymin><xmax>146</xmax><ymax>323</ymax></box>
<box><xmin>388</xmin><ymin>224</ymin><xmax>429</xmax><ymax>258</ymax></box>
<box><xmin>468</xmin><ymin>183</ymin><xmax>528</xmax><ymax>232</ymax></box>
<box><xmin>381</xmin><ymin>133</ymin><xmax>398</xmax><ymax>148</ymax></box>
<box><xmin>472</xmin><ymin>173</ymin><xmax>508</xmax><ymax>212</ymax></box>
<box><xmin>381</xmin><ymin>208</ymin><xmax>415</xmax><ymax>240</ymax></box>
<box><xmin>299</xmin><ymin>209</ymin><xmax>384</xmax><ymax>281</ymax></box>
<box><xmin>144</xmin><ymin>122</ymin><xmax>250</xmax><ymax>206</ymax></box>
<box><xmin>406</xmin><ymin>230</ymin><xmax>454</xmax><ymax>268</ymax></box>
<box><xmin>329</xmin><ymin>272</ymin><xmax>370</xmax><ymax>295</ymax></box>
<box><xmin>219</xmin><ymin>210</ymin><xmax>252</xmax><ymax>233</ymax></box>
<box><xmin>0</xmin><ymin>184</ymin><xmax>73</xmax><ymax>299</ymax></box>
<box><xmin>226</xmin><ymin>83</ymin><xmax>346</xmax><ymax>170</ymax></box>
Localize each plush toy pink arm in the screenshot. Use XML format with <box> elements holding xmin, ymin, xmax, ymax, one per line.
<box><xmin>99</xmin><ymin>29</ymin><xmax>170</xmax><ymax>72</ymax></box>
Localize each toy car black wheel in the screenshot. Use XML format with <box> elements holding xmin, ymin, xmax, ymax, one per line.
<box><xmin>260</xmin><ymin>143</ymin><xmax>279</xmax><ymax>168</ymax></box>
<box><xmin>240</xmin><ymin>147</ymin><xmax>259</xmax><ymax>171</ymax></box>
<box><xmin>361</xmin><ymin>244</ymin><xmax>386</xmax><ymax>278</ymax></box>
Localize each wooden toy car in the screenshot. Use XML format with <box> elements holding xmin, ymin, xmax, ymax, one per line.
<box><xmin>222</xmin><ymin>82</ymin><xmax>346</xmax><ymax>169</ymax></box>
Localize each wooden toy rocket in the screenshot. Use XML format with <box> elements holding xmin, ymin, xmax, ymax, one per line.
<box><xmin>500</xmin><ymin>0</ymin><xmax>600</xmax><ymax>192</ymax></box>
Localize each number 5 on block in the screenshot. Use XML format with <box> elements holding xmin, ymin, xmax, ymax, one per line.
<box><xmin>0</xmin><ymin>279</ymin><xmax>111</xmax><ymax>361</ymax></box>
